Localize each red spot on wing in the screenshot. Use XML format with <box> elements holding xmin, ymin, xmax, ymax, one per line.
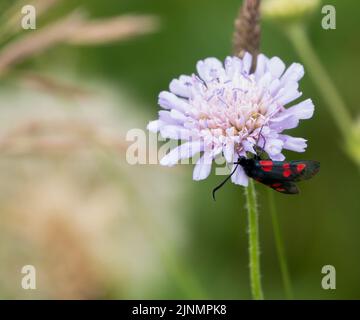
<box><xmin>296</xmin><ymin>163</ymin><xmax>306</xmax><ymax>172</ymax></box>
<box><xmin>283</xmin><ymin>170</ymin><xmax>291</xmax><ymax>178</ymax></box>
<box><xmin>259</xmin><ymin>160</ymin><xmax>273</xmax><ymax>172</ymax></box>
<box><xmin>272</xmin><ymin>183</ymin><xmax>282</xmax><ymax>188</ymax></box>
<box><xmin>282</xmin><ymin>163</ymin><xmax>291</xmax><ymax>177</ymax></box>
<box><xmin>276</xmin><ymin>187</ymin><xmax>285</xmax><ymax>192</ymax></box>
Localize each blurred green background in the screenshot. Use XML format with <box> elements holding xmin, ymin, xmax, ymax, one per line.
<box><xmin>0</xmin><ymin>0</ymin><xmax>359</xmax><ymax>299</ymax></box>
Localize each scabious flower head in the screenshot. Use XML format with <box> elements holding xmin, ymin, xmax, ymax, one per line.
<box><xmin>148</xmin><ymin>53</ymin><xmax>314</xmax><ymax>186</ymax></box>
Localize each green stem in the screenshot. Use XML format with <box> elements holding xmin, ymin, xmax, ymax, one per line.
<box><xmin>245</xmin><ymin>179</ymin><xmax>264</xmax><ymax>300</ymax></box>
<box><xmin>267</xmin><ymin>189</ymin><xmax>293</xmax><ymax>299</ymax></box>
<box><xmin>286</xmin><ymin>23</ymin><xmax>352</xmax><ymax>140</ymax></box>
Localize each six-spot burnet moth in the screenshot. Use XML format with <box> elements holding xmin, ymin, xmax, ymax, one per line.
<box><xmin>212</xmin><ymin>128</ymin><xmax>320</xmax><ymax>200</ymax></box>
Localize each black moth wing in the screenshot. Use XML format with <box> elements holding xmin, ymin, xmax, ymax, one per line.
<box><xmin>246</xmin><ymin>160</ymin><xmax>320</xmax><ymax>182</ymax></box>
<box><xmin>288</xmin><ymin>160</ymin><xmax>320</xmax><ymax>181</ymax></box>
<box><xmin>260</xmin><ymin>179</ymin><xmax>299</xmax><ymax>194</ymax></box>
<box><xmin>241</xmin><ymin>159</ymin><xmax>320</xmax><ymax>194</ymax></box>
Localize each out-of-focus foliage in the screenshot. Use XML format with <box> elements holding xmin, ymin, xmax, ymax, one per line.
<box><xmin>0</xmin><ymin>79</ymin><xmax>187</xmax><ymax>299</ymax></box>
<box><xmin>262</xmin><ymin>0</ymin><xmax>321</xmax><ymax>22</ymax></box>
<box><xmin>0</xmin><ymin>0</ymin><xmax>359</xmax><ymax>299</ymax></box>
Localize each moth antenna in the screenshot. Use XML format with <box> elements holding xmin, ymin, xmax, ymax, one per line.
<box><xmin>255</xmin><ymin>125</ymin><xmax>264</xmax><ymax>147</ymax></box>
<box><xmin>254</xmin><ymin>125</ymin><xmax>265</xmax><ymax>158</ymax></box>
<box><xmin>260</xmin><ymin>132</ymin><xmax>266</xmax><ymax>150</ymax></box>
<box><xmin>212</xmin><ymin>163</ymin><xmax>240</xmax><ymax>201</ymax></box>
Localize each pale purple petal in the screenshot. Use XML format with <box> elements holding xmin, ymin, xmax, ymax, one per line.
<box><xmin>242</xmin><ymin>52</ymin><xmax>252</xmax><ymax>74</ymax></box>
<box><xmin>147</xmin><ymin>120</ymin><xmax>162</xmax><ymax>132</ymax></box>
<box><xmin>243</xmin><ymin>140</ymin><xmax>256</xmax><ymax>154</ymax></box>
<box><xmin>281</xmin><ymin>63</ymin><xmax>304</xmax><ymax>84</ymax></box>
<box><xmin>225</xmin><ymin>56</ymin><xmax>243</xmax><ymax>78</ymax></box>
<box><xmin>280</xmin><ymin>135</ymin><xmax>308</xmax><ymax>152</ymax></box>
<box><xmin>158</xmin><ymin>91</ymin><xmax>190</xmax><ymax>112</ymax></box>
<box><xmin>193</xmin><ymin>152</ymin><xmax>213</xmax><ymax>180</ymax></box>
<box><xmin>196</xmin><ymin>58</ymin><xmax>225</xmax><ymax>82</ymax></box>
<box><xmin>211</xmin><ymin>146</ymin><xmax>223</xmax><ymax>158</ymax></box>
<box><xmin>270</xmin><ymin>116</ymin><xmax>299</xmax><ymax>131</ymax></box>
<box><xmin>255</xmin><ymin>54</ymin><xmax>268</xmax><ymax>79</ymax></box>
<box><xmin>267</xmin><ymin>57</ymin><xmax>286</xmax><ymax>78</ymax></box>
<box><xmin>231</xmin><ymin>164</ymin><xmax>249</xmax><ymax>186</ymax></box>
<box><xmin>270</xmin><ymin>98</ymin><xmax>314</xmax><ymax>129</ymax></box>
<box><xmin>160</xmin><ymin>141</ymin><xmax>203</xmax><ymax>166</ymax></box>
<box><xmin>265</xmin><ymin>138</ymin><xmax>284</xmax><ymax>156</ymax></box>
<box><xmin>268</xmin><ymin>78</ymin><xmax>282</xmax><ymax>96</ymax></box>
<box><xmin>258</xmin><ymin>72</ymin><xmax>272</xmax><ymax>89</ymax></box>
<box><xmin>223</xmin><ymin>141</ymin><xmax>235</xmax><ymax>163</ymax></box>
<box><xmin>160</xmin><ymin>125</ymin><xmax>191</xmax><ymax>140</ymax></box>
<box><xmin>169</xmin><ymin>75</ymin><xmax>193</xmax><ymax>98</ymax></box>
<box><xmin>270</xmin><ymin>153</ymin><xmax>285</xmax><ymax>161</ymax></box>
<box><xmin>159</xmin><ymin>110</ymin><xmax>179</xmax><ymax>125</ymax></box>
<box><xmin>170</xmin><ymin>109</ymin><xmax>187</xmax><ymax>122</ymax></box>
<box><xmin>275</xmin><ymin>82</ymin><xmax>302</xmax><ymax>105</ymax></box>
<box><xmin>284</xmin><ymin>99</ymin><xmax>314</xmax><ymax>120</ymax></box>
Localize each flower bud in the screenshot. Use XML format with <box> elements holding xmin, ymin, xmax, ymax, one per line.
<box><xmin>262</xmin><ymin>0</ymin><xmax>321</xmax><ymax>23</ymax></box>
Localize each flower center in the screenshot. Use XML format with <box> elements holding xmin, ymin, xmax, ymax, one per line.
<box><xmin>186</xmin><ymin>75</ymin><xmax>271</xmax><ymax>146</ymax></box>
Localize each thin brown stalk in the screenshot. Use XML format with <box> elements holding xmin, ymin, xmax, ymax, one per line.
<box><xmin>0</xmin><ymin>120</ymin><xmax>128</xmax><ymax>155</ymax></box>
<box><xmin>0</xmin><ymin>11</ymin><xmax>160</xmax><ymax>76</ymax></box>
<box><xmin>0</xmin><ymin>11</ymin><xmax>85</xmax><ymax>76</ymax></box>
<box><xmin>233</xmin><ymin>0</ymin><xmax>261</xmax><ymax>68</ymax></box>
<box><xmin>0</xmin><ymin>0</ymin><xmax>63</xmax><ymax>42</ymax></box>
<box><xmin>67</xmin><ymin>15</ymin><xmax>160</xmax><ymax>46</ymax></box>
